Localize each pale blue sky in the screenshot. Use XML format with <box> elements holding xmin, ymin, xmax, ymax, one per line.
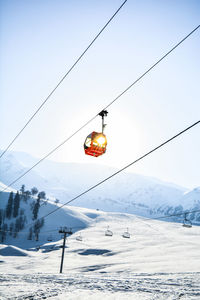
<box><xmin>0</xmin><ymin>0</ymin><xmax>200</xmax><ymax>189</ymax></box>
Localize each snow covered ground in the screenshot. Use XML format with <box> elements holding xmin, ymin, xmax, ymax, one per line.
<box><xmin>1</xmin><ymin>209</ymin><xmax>200</xmax><ymax>299</ymax></box>
<box><xmin>1</xmin><ymin>272</ymin><xmax>200</xmax><ymax>299</ymax></box>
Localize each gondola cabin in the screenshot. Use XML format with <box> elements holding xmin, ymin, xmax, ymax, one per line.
<box><xmin>84</xmin><ymin>131</ymin><xmax>107</xmax><ymax>157</ymax></box>
<box><xmin>84</xmin><ymin>110</ymin><xmax>108</xmax><ymax>157</ymax></box>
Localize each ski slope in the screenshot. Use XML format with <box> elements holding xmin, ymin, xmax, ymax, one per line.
<box><xmin>0</xmin><ymin>208</ymin><xmax>200</xmax><ymax>299</ymax></box>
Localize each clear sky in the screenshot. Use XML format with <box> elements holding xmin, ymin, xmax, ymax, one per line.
<box><xmin>0</xmin><ymin>0</ymin><xmax>200</xmax><ymax>189</ymax></box>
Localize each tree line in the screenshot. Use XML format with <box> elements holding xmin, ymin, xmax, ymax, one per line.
<box><xmin>0</xmin><ymin>185</ymin><xmax>46</xmax><ymax>242</ymax></box>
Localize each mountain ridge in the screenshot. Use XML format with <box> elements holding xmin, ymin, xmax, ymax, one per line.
<box><xmin>1</xmin><ymin>150</ymin><xmax>199</xmax><ymax>222</ymax></box>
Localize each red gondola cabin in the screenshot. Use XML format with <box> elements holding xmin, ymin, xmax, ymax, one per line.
<box><xmin>84</xmin><ymin>131</ymin><xmax>107</xmax><ymax>157</ymax></box>
<box><xmin>84</xmin><ymin>110</ymin><xmax>108</xmax><ymax>157</ymax></box>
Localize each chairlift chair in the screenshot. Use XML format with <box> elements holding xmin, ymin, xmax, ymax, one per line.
<box><xmin>105</xmin><ymin>226</ymin><xmax>113</xmax><ymax>237</ymax></box>
<box><xmin>182</xmin><ymin>213</ymin><xmax>192</xmax><ymax>228</ymax></box>
<box><xmin>76</xmin><ymin>233</ymin><xmax>83</xmax><ymax>241</ymax></box>
<box><xmin>122</xmin><ymin>228</ymin><xmax>130</xmax><ymax>238</ymax></box>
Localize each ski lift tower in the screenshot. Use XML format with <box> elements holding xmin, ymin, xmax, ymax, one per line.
<box><xmin>59</xmin><ymin>227</ymin><xmax>73</xmax><ymax>273</ymax></box>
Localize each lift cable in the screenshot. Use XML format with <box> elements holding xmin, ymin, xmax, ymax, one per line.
<box><xmin>0</xmin><ymin>0</ymin><xmax>127</xmax><ymax>159</ymax></box>
<box><xmin>104</xmin><ymin>24</ymin><xmax>200</xmax><ymax>110</ymax></box>
<box><xmin>137</xmin><ymin>209</ymin><xmax>200</xmax><ymax>222</ymax></box>
<box><xmin>1</xmin><ymin>208</ymin><xmax>200</xmax><ymax>236</ymax></box>
<box><xmin>0</xmin><ymin>226</ymin><xmax>86</xmax><ymax>235</ymax></box>
<box><xmin>22</xmin><ymin>120</ymin><xmax>200</xmax><ymax>228</ymax></box>
<box><xmin>1</xmin><ymin>25</ymin><xmax>199</xmax><ymax>193</ymax></box>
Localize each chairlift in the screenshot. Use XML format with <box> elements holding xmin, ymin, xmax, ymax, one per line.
<box><xmin>122</xmin><ymin>228</ymin><xmax>130</xmax><ymax>238</ymax></box>
<box><xmin>182</xmin><ymin>213</ymin><xmax>192</xmax><ymax>228</ymax></box>
<box><xmin>105</xmin><ymin>226</ymin><xmax>113</xmax><ymax>237</ymax></box>
<box><xmin>76</xmin><ymin>233</ymin><xmax>83</xmax><ymax>241</ymax></box>
<box><xmin>84</xmin><ymin>110</ymin><xmax>108</xmax><ymax>157</ymax></box>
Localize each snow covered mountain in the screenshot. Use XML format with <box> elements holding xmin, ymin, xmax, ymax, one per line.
<box><xmin>0</xmin><ymin>150</ymin><xmax>200</xmax><ymax>221</ymax></box>
<box><xmin>0</xmin><ymin>185</ymin><xmax>92</xmax><ymax>248</ymax></box>
<box><xmin>153</xmin><ymin>187</ymin><xmax>200</xmax><ymax>224</ymax></box>
<box><xmin>1</xmin><ymin>179</ymin><xmax>200</xmax><ymax>299</ymax></box>
<box><xmin>1</xmin><ymin>204</ymin><xmax>200</xmax><ymax>299</ymax></box>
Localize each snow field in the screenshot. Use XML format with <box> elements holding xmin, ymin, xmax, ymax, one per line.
<box><xmin>1</xmin><ymin>207</ymin><xmax>200</xmax><ymax>298</ymax></box>
<box><xmin>0</xmin><ymin>272</ymin><xmax>200</xmax><ymax>299</ymax></box>
<box><xmin>1</xmin><ymin>211</ymin><xmax>200</xmax><ymax>274</ymax></box>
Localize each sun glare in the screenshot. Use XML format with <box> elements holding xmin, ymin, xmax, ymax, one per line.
<box><xmin>96</xmin><ymin>136</ymin><xmax>106</xmax><ymax>145</ymax></box>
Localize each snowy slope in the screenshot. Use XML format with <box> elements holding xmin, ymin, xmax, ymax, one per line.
<box><xmin>150</xmin><ymin>187</ymin><xmax>200</xmax><ymax>224</ymax></box>
<box><xmin>181</xmin><ymin>187</ymin><xmax>200</xmax><ymax>208</ymax></box>
<box><xmin>1</xmin><ymin>214</ymin><xmax>200</xmax><ymax>273</ymax></box>
<box><xmin>0</xmin><ymin>187</ymin><xmax>92</xmax><ymax>249</ymax></box>
<box><xmin>1</xmin><ymin>178</ymin><xmax>200</xmax><ymax>299</ymax></box>
<box><xmin>0</xmin><ymin>210</ymin><xmax>200</xmax><ymax>299</ymax></box>
<box><xmin>0</xmin><ymin>152</ymin><xmax>57</xmax><ymax>194</ymax></box>
<box><xmin>1</xmin><ymin>150</ymin><xmax>192</xmax><ymax>214</ymax></box>
<box><xmin>1</xmin><ymin>150</ymin><xmax>200</xmax><ymax>225</ymax></box>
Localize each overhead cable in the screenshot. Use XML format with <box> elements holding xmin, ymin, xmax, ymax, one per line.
<box><xmin>0</xmin><ymin>0</ymin><xmax>127</xmax><ymax>159</ymax></box>
<box><xmin>0</xmin><ymin>226</ymin><xmax>86</xmax><ymax>235</ymax></box>
<box><xmin>1</xmin><ymin>25</ymin><xmax>199</xmax><ymax>193</ymax></box>
<box><xmin>104</xmin><ymin>25</ymin><xmax>200</xmax><ymax>110</ymax></box>
<box><xmin>24</xmin><ymin>120</ymin><xmax>200</xmax><ymax>225</ymax></box>
<box><xmin>1</xmin><ymin>208</ymin><xmax>200</xmax><ymax>236</ymax></box>
<box><xmin>138</xmin><ymin>209</ymin><xmax>200</xmax><ymax>222</ymax></box>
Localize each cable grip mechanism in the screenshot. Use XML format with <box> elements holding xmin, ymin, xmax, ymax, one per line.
<box><xmin>98</xmin><ymin>110</ymin><xmax>108</xmax><ymax>133</ymax></box>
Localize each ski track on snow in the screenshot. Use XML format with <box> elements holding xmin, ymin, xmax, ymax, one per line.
<box><xmin>0</xmin><ymin>272</ymin><xmax>200</xmax><ymax>299</ymax></box>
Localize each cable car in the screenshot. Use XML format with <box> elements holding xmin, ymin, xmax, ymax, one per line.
<box><xmin>84</xmin><ymin>110</ymin><xmax>108</xmax><ymax>157</ymax></box>
<box><xmin>182</xmin><ymin>213</ymin><xmax>192</xmax><ymax>228</ymax></box>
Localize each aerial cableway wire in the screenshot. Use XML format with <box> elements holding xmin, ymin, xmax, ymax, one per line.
<box><xmin>1</xmin><ymin>25</ymin><xmax>199</xmax><ymax>193</ymax></box>
<box><xmin>0</xmin><ymin>0</ymin><xmax>127</xmax><ymax>159</ymax></box>
<box><xmin>140</xmin><ymin>209</ymin><xmax>200</xmax><ymax>222</ymax></box>
<box><xmin>0</xmin><ymin>226</ymin><xmax>86</xmax><ymax>235</ymax></box>
<box><xmin>104</xmin><ymin>24</ymin><xmax>200</xmax><ymax>110</ymax></box>
<box><xmin>22</xmin><ymin>120</ymin><xmax>200</xmax><ymax>229</ymax></box>
<box><xmin>0</xmin><ymin>208</ymin><xmax>200</xmax><ymax>236</ymax></box>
